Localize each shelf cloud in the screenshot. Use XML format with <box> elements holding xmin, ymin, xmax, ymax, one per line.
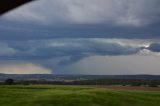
<box><xmin>0</xmin><ymin>39</ymin><xmax>158</xmax><ymax>66</ymax></box>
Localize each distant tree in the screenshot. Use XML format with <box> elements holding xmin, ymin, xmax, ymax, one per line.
<box><xmin>148</xmin><ymin>84</ymin><xmax>159</xmax><ymax>87</ymax></box>
<box><xmin>5</xmin><ymin>79</ymin><xmax>14</xmax><ymax>85</ymax></box>
<box><xmin>130</xmin><ymin>83</ymin><xmax>142</xmax><ymax>87</ymax></box>
<box><xmin>20</xmin><ymin>81</ymin><xmax>30</xmax><ymax>85</ymax></box>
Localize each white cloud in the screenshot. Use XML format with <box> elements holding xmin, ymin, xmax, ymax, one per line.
<box><xmin>2</xmin><ymin>0</ymin><xmax>160</xmax><ymax>26</ymax></box>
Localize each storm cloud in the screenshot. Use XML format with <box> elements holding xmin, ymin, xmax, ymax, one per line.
<box><xmin>147</xmin><ymin>43</ymin><xmax>160</xmax><ymax>52</ymax></box>
<box><xmin>0</xmin><ymin>39</ymin><xmax>146</xmax><ymax>65</ymax></box>
<box><xmin>3</xmin><ymin>0</ymin><xmax>160</xmax><ymax>26</ymax></box>
<box><xmin>0</xmin><ymin>0</ymin><xmax>160</xmax><ymax>40</ymax></box>
<box><xmin>0</xmin><ymin>0</ymin><xmax>160</xmax><ymax>74</ymax></box>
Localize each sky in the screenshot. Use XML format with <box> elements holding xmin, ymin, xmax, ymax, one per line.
<box><xmin>0</xmin><ymin>0</ymin><xmax>160</xmax><ymax>74</ymax></box>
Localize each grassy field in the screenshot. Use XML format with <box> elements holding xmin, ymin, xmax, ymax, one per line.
<box><xmin>0</xmin><ymin>85</ymin><xmax>160</xmax><ymax>106</ymax></box>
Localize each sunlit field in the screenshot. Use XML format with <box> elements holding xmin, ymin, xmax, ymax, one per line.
<box><xmin>0</xmin><ymin>85</ymin><xmax>160</xmax><ymax>106</ymax></box>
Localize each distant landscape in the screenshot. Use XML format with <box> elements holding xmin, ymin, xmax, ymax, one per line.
<box><xmin>0</xmin><ymin>74</ymin><xmax>160</xmax><ymax>106</ymax></box>
<box><xmin>0</xmin><ymin>74</ymin><xmax>160</xmax><ymax>87</ymax></box>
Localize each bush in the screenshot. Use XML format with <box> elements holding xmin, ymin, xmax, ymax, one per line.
<box><xmin>130</xmin><ymin>83</ymin><xmax>142</xmax><ymax>87</ymax></box>
<box><xmin>148</xmin><ymin>84</ymin><xmax>159</xmax><ymax>87</ymax></box>
<box><xmin>5</xmin><ymin>79</ymin><xmax>14</xmax><ymax>85</ymax></box>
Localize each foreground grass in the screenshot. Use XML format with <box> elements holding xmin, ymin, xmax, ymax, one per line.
<box><xmin>0</xmin><ymin>85</ymin><xmax>160</xmax><ymax>106</ymax></box>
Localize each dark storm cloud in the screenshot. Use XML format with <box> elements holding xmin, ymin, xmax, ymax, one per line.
<box><xmin>0</xmin><ymin>22</ymin><xmax>160</xmax><ymax>41</ymax></box>
<box><xmin>58</xmin><ymin>55</ymin><xmax>85</xmax><ymax>65</ymax></box>
<box><xmin>3</xmin><ymin>0</ymin><xmax>160</xmax><ymax>26</ymax></box>
<box><xmin>1</xmin><ymin>0</ymin><xmax>160</xmax><ymax>74</ymax></box>
<box><xmin>147</xmin><ymin>43</ymin><xmax>160</xmax><ymax>52</ymax></box>
<box><xmin>0</xmin><ymin>39</ymin><xmax>144</xmax><ymax>65</ymax></box>
<box><xmin>0</xmin><ymin>39</ymin><xmax>158</xmax><ymax>66</ymax></box>
<box><xmin>0</xmin><ymin>0</ymin><xmax>160</xmax><ymax>40</ymax></box>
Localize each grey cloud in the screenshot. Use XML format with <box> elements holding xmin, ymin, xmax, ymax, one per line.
<box><xmin>1</xmin><ymin>23</ymin><xmax>160</xmax><ymax>40</ymax></box>
<box><xmin>0</xmin><ymin>39</ymin><xmax>144</xmax><ymax>65</ymax></box>
<box><xmin>147</xmin><ymin>43</ymin><xmax>160</xmax><ymax>52</ymax></box>
<box><xmin>0</xmin><ymin>42</ymin><xmax>17</xmax><ymax>56</ymax></box>
<box><xmin>2</xmin><ymin>0</ymin><xmax>160</xmax><ymax>26</ymax></box>
<box><xmin>0</xmin><ymin>0</ymin><xmax>160</xmax><ymax>74</ymax></box>
<box><xmin>59</xmin><ymin>55</ymin><xmax>86</xmax><ymax>65</ymax></box>
<box><xmin>0</xmin><ymin>0</ymin><xmax>160</xmax><ymax>41</ymax></box>
<box><xmin>3</xmin><ymin>38</ymin><xmax>160</xmax><ymax>66</ymax></box>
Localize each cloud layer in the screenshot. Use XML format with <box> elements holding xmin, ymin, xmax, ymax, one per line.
<box><xmin>0</xmin><ymin>38</ymin><xmax>159</xmax><ymax>66</ymax></box>
<box><xmin>1</xmin><ymin>0</ymin><xmax>160</xmax><ymax>74</ymax></box>
<box><xmin>0</xmin><ymin>39</ymin><xmax>141</xmax><ymax>60</ymax></box>
<box><xmin>3</xmin><ymin>0</ymin><xmax>160</xmax><ymax>26</ymax></box>
<box><xmin>0</xmin><ymin>38</ymin><xmax>160</xmax><ymax>74</ymax></box>
<box><xmin>1</xmin><ymin>0</ymin><xmax>160</xmax><ymax>41</ymax></box>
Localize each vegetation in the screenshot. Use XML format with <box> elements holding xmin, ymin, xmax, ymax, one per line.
<box><xmin>0</xmin><ymin>85</ymin><xmax>160</xmax><ymax>106</ymax></box>
<box><xmin>2</xmin><ymin>79</ymin><xmax>159</xmax><ymax>87</ymax></box>
<box><xmin>0</xmin><ymin>74</ymin><xmax>160</xmax><ymax>87</ymax></box>
<box><xmin>4</xmin><ymin>79</ymin><xmax>14</xmax><ymax>85</ymax></box>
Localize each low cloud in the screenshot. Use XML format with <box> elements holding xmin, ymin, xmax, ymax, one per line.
<box><xmin>0</xmin><ymin>39</ymin><xmax>146</xmax><ymax>65</ymax></box>
<box><xmin>0</xmin><ymin>38</ymin><xmax>160</xmax><ymax>74</ymax></box>
<box><xmin>1</xmin><ymin>38</ymin><xmax>160</xmax><ymax>66</ymax></box>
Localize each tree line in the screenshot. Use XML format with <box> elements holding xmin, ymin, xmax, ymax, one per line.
<box><xmin>1</xmin><ymin>78</ymin><xmax>160</xmax><ymax>87</ymax></box>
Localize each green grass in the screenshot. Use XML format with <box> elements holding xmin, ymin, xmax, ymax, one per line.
<box><xmin>0</xmin><ymin>85</ymin><xmax>160</xmax><ymax>106</ymax></box>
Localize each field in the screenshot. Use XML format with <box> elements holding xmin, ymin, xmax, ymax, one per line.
<box><xmin>0</xmin><ymin>85</ymin><xmax>160</xmax><ymax>106</ymax></box>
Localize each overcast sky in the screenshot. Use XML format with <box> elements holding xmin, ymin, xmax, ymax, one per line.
<box><xmin>0</xmin><ymin>0</ymin><xmax>160</xmax><ymax>74</ymax></box>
